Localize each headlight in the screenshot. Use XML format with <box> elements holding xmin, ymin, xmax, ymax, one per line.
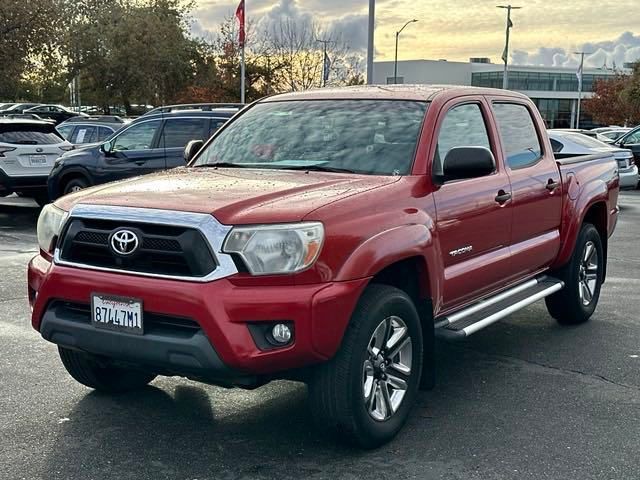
<box><xmin>223</xmin><ymin>222</ymin><xmax>324</xmax><ymax>275</ymax></box>
<box><xmin>37</xmin><ymin>204</ymin><xmax>68</xmax><ymax>254</ymax></box>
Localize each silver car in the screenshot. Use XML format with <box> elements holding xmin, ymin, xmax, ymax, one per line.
<box><xmin>548</xmin><ymin>130</ymin><xmax>638</xmax><ymax>190</ymax></box>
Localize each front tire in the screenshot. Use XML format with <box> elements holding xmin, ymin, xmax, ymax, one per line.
<box><xmin>58</xmin><ymin>347</ymin><xmax>156</xmax><ymax>393</ymax></box>
<box><xmin>63</xmin><ymin>177</ymin><xmax>89</xmax><ymax>195</ymax></box>
<box><xmin>309</xmin><ymin>284</ymin><xmax>423</xmax><ymax>449</ymax></box>
<box><xmin>545</xmin><ymin>223</ymin><xmax>603</xmax><ymax>324</ymax></box>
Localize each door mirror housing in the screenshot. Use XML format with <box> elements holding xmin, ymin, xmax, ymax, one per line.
<box><xmin>101</xmin><ymin>141</ymin><xmax>113</xmax><ymax>154</ymax></box>
<box><xmin>184</xmin><ymin>139</ymin><xmax>204</xmax><ymax>163</ymax></box>
<box><xmin>441</xmin><ymin>146</ymin><xmax>496</xmax><ymax>182</ymax></box>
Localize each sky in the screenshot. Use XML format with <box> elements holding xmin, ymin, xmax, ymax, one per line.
<box><xmin>192</xmin><ymin>0</ymin><xmax>640</xmax><ymax>68</ymax></box>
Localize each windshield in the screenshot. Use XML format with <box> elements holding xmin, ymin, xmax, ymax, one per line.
<box><xmin>193</xmin><ymin>100</ymin><xmax>428</xmax><ymax>175</ymax></box>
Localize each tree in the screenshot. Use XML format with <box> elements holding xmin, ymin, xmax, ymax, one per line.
<box><xmin>0</xmin><ymin>0</ymin><xmax>65</xmax><ymax>99</ymax></box>
<box><xmin>584</xmin><ymin>66</ymin><xmax>640</xmax><ymax>126</ymax></box>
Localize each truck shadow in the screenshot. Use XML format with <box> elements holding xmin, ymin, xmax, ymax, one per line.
<box><xmin>41</xmin><ymin>308</ymin><xmax>623</xmax><ymax>479</ymax></box>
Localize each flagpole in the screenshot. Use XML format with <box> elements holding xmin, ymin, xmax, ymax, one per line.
<box><xmin>574</xmin><ymin>51</ymin><xmax>587</xmax><ymax>129</ymax></box>
<box><xmin>241</xmin><ymin>43</ymin><xmax>246</xmax><ymax>103</ymax></box>
<box><xmin>497</xmin><ymin>5</ymin><xmax>521</xmax><ymax>90</ymax></box>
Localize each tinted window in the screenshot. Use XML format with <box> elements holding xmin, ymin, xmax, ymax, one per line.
<box><xmin>113</xmin><ymin>121</ymin><xmax>160</xmax><ymax>151</ymax></box>
<box><xmin>434</xmin><ymin>103</ymin><xmax>492</xmax><ymax>176</ymax></box>
<box><xmin>209</xmin><ymin>119</ymin><xmax>227</xmax><ymax>137</ymax></box>
<box><xmin>624</xmin><ymin>129</ymin><xmax>640</xmax><ymax>144</ymax></box>
<box><xmin>57</xmin><ymin>124</ymin><xmax>74</xmax><ymax>139</ymax></box>
<box><xmin>160</xmin><ymin>118</ymin><xmax>207</xmax><ymax>148</ymax></box>
<box><xmin>0</xmin><ymin>124</ymin><xmax>63</xmax><ymax>144</ymax></box>
<box><xmin>71</xmin><ymin>126</ymin><xmax>97</xmax><ymax>144</ymax></box>
<box><xmin>97</xmin><ymin>126</ymin><xmax>114</xmax><ymax>141</ymax></box>
<box><xmin>195</xmin><ymin>100</ymin><xmax>428</xmax><ymax>176</ymax></box>
<box><xmin>550</xmin><ymin>138</ymin><xmax>563</xmax><ymax>153</ymax></box>
<box><xmin>493</xmin><ymin>103</ymin><xmax>542</xmax><ymax>169</ymax></box>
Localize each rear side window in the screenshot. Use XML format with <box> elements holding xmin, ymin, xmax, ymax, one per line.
<box><xmin>160</xmin><ymin>118</ymin><xmax>207</xmax><ymax>148</ymax></box>
<box><xmin>0</xmin><ymin>124</ymin><xmax>63</xmax><ymax>145</ymax></box>
<box><xmin>434</xmin><ymin>103</ymin><xmax>492</xmax><ymax>176</ymax></box>
<box><xmin>550</xmin><ymin>138</ymin><xmax>563</xmax><ymax>153</ymax></box>
<box><xmin>493</xmin><ymin>103</ymin><xmax>542</xmax><ymax>169</ymax></box>
<box><xmin>71</xmin><ymin>126</ymin><xmax>97</xmax><ymax>144</ymax></box>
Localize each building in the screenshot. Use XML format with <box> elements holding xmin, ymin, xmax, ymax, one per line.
<box><xmin>373</xmin><ymin>59</ymin><xmax>628</xmax><ymax>128</ymax></box>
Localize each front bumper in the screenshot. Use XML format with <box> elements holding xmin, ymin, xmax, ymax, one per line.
<box><xmin>29</xmin><ymin>255</ymin><xmax>368</xmax><ymax>383</ymax></box>
<box><xmin>619</xmin><ymin>165</ymin><xmax>638</xmax><ymax>190</ymax></box>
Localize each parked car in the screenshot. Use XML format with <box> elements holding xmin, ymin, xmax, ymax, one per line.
<box><xmin>56</xmin><ymin>116</ymin><xmax>127</xmax><ymax>145</ymax></box>
<box><xmin>0</xmin><ymin>103</ymin><xmax>16</xmax><ymax>110</ymax></box>
<box><xmin>551</xmin><ymin>128</ymin><xmax>611</xmax><ymax>142</ymax></box>
<box><xmin>142</xmin><ymin>102</ymin><xmax>244</xmax><ymax>116</ymax></box>
<box><xmin>47</xmin><ymin>107</ymin><xmax>237</xmax><ymax>198</ymax></box>
<box><xmin>0</xmin><ymin>119</ymin><xmax>73</xmax><ymax>205</ymax></box>
<box><xmin>0</xmin><ymin>103</ymin><xmax>42</xmax><ymax>114</ymax></box>
<box><xmin>599</xmin><ymin>128</ymin><xmax>632</xmax><ymax>143</ymax></box>
<box><xmin>548</xmin><ymin>130</ymin><xmax>638</xmax><ymax>190</ymax></box>
<box><xmin>30</xmin><ymin>85</ymin><xmax>619</xmax><ymax>448</ymax></box>
<box><xmin>24</xmin><ymin>105</ymin><xmax>87</xmax><ymax>125</ymax></box>
<box><xmin>614</xmin><ymin>126</ymin><xmax>640</xmax><ymax>166</ymax></box>
<box><xmin>591</xmin><ymin>126</ymin><xmax>622</xmax><ymax>134</ymax></box>
<box><xmin>0</xmin><ymin>113</ymin><xmax>50</xmax><ymax>122</ymax></box>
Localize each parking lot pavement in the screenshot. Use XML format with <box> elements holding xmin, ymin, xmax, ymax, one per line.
<box><xmin>2</xmin><ymin>193</ymin><xmax>640</xmax><ymax>480</ymax></box>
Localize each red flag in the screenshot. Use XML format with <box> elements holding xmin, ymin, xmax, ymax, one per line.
<box><xmin>236</xmin><ymin>0</ymin><xmax>245</xmax><ymax>47</ymax></box>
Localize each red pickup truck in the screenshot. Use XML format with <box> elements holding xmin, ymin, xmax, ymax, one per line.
<box><xmin>29</xmin><ymin>86</ymin><xmax>619</xmax><ymax>448</ymax></box>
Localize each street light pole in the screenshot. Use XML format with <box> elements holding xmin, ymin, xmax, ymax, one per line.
<box><xmin>497</xmin><ymin>5</ymin><xmax>521</xmax><ymax>90</ymax></box>
<box><xmin>367</xmin><ymin>0</ymin><xmax>375</xmax><ymax>84</ymax></box>
<box><xmin>574</xmin><ymin>51</ymin><xmax>589</xmax><ymax>129</ymax></box>
<box><xmin>394</xmin><ymin>19</ymin><xmax>418</xmax><ymax>84</ymax></box>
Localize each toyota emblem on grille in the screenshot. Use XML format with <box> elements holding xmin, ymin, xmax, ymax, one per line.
<box><xmin>110</xmin><ymin>229</ymin><xmax>139</xmax><ymax>256</ymax></box>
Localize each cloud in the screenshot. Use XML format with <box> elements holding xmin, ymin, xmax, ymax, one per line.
<box><xmin>511</xmin><ymin>31</ymin><xmax>640</xmax><ymax>68</ymax></box>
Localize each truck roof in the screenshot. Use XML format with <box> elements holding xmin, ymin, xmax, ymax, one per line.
<box><xmin>261</xmin><ymin>84</ymin><xmax>529</xmax><ymax>103</ymax></box>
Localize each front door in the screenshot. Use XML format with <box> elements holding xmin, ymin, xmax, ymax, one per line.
<box><xmin>620</xmin><ymin>128</ymin><xmax>640</xmax><ymax>165</ymax></box>
<box><xmin>102</xmin><ymin>120</ymin><xmax>165</xmax><ymax>182</ymax></box>
<box><xmin>431</xmin><ymin>100</ymin><xmax>513</xmax><ymax>309</ymax></box>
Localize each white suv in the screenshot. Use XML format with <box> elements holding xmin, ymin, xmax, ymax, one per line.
<box><xmin>0</xmin><ymin>119</ymin><xmax>73</xmax><ymax>205</ymax></box>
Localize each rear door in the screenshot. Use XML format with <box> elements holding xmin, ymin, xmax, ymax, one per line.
<box><xmin>103</xmin><ymin>120</ymin><xmax>164</xmax><ymax>180</ymax></box>
<box><xmin>431</xmin><ymin>98</ymin><xmax>513</xmax><ymax>308</ymax></box>
<box><xmin>491</xmin><ymin>100</ymin><xmax>562</xmax><ymax>279</ymax></box>
<box><xmin>158</xmin><ymin>117</ymin><xmax>210</xmax><ymax>168</ymax></box>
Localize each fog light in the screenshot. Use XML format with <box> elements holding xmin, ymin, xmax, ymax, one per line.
<box><xmin>271</xmin><ymin>323</ymin><xmax>292</xmax><ymax>344</ymax></box>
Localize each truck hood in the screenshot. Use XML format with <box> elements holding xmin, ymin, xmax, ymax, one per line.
<box><xmin>55</xmin><ymin>167</ymin><xmax>400</xmax><ymax>224</ymax></box>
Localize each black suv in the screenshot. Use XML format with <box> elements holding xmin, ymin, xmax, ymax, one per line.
<box><xmin>48</xmin><ymin>105</ymin><xmax>239</xmax><ymax>199</ymax></box>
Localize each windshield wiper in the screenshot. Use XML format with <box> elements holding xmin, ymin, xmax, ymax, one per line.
<box><xmin>194</xmin><ymin>162</ymin><xmax>253</xmax><ymax>169</ymax></box>
<box><xmin>281</xmin><ymin>164</ymin><xmax>358</xmax><ymax>174</ymax></box>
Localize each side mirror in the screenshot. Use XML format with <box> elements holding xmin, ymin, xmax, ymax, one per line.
<box><xmin>442</xmin><ymin>146</ymin><xmax>496</xmax><ymax>182</ymax></box>
<box><xmin>184</xmin><ymin>139</ymin><xmax>204</xmax><ymax>163</ymax></box>
<box><xmin>101</xmin><ymin>141</ymin><xmax>113</xmax><ymax>154</ymax></box>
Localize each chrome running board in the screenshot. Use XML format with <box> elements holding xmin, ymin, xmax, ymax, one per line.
<box><xmin>435</xmin><ymin>276</ymin><xmax>564</xmax><ymax>340</ymax></box>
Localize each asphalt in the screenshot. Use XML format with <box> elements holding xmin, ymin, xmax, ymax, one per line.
<box><xmin>1</xmin><ymin>192</ymin><xmax>640</xmax><ymax>480</ymax></box>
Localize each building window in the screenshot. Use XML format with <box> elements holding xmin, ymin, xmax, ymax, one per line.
<box><xmin>387</xmin><ymin>77</ymin><xmax>404</xmax><ymax>85</ymax></box>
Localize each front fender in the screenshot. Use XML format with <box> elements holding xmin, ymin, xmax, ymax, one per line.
<box><xmin>334</xmin><ymin>223</ymin><xmax>439</xmax><ymax>300</ymax></box>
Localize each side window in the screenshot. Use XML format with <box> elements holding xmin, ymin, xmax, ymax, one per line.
<box><xmin>113</xmin><ymin>121</ymin><xmax>160</xmax><ymax>151</ymax></box>
<box><xmin>625</xmin><ymin>130</ymin><xmax>640</xmax><ymax>144</ymax></box>
<box><xmin>550</xmin><ymin>138</ymin><xmax>563</xmax><ymax>153</ymax></box>
<box><xmin>434</xmin><ymin>103</ymin><xmax>492</xmax><ymax>176</ymax></box>
<box><xmin>159</xmin><ymin>118</ymin><xmax>207</xmax><ymax>148</ymax></box>
<box><xmin>209</xmin><ymin>119</ymin><xmax>227</xmax><ymax>137</ymax></box>
<box><xmin>71</xmin><ymin>126</ymin><xmax>97</xmax><ymax>144</ymax></box>
<box><xmin>57</xmin><ymin>124</ymin><xmax>74</xmax><ymax>140</ymax></box>
<box><xmin>97</xmin><ymin>127</ymin><xmax>114</xmax><ymax>141</ymax></box>
<box><xmin>493</xmin><ymin>103</ymin><xmax>543</xmax><ymax>169</ymax></box>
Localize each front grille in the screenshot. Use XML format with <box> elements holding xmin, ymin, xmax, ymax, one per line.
<box><xmin>51</xmin><ymin>301</ymin><xmax>202</xmax><ymax>336</ymax></box>
<box><xmin>58</xmin><ymin>218</ymin><xmax>217</xmax><ymax>278</ymax></box>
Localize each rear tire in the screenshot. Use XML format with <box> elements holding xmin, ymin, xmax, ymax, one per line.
<box><xmin>63</xmin><ymin>177</ymin><xmax>89</xmax><ymax>195</ymax></box>
<box><xmin>545</xmin><ymin>223</ymin><xmax>603</xmax><ymax>325</ymax></box>
<box><xmin>58</xmin><ymin>346</ymin><xmax>156</xmax><ymax>393</ymax></box>
<box><xmin>309</xmin><ymin>284</ymin><xmax>423</xmax><ymax>449</ymax></box>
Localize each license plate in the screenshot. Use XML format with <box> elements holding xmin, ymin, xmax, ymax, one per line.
<box><xmin>91</xmin><ymin>294</ymin><xmax>143</xmax><ymax>335</ymax></box>
<box><xmin>29</xmin><ymin>155</ymin><xmax>47</xmax><ymax>166</ymax></box>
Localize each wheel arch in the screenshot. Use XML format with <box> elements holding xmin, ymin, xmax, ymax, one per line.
<box><xmin>57</xmin><ymin>167</ymin><xmax>93</xmax><ymax>196</ymax></box>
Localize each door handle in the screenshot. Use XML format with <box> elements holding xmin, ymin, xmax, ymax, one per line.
<box><xmin>495</xmin><ymin>190</ymin><xmax>512</xmax><ymax>204</ymax></box>
<box><xmin>546</xmin><ymin>179</ymin><xmax>560</xmax><ymax>191</ymax></box>
<box><xmin>134</xmin><ymin>160</ymin><xmax>146</xmax><ymax>166</ymax></box>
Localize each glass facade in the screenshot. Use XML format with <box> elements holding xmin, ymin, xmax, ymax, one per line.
<box><xmin>471</xmin><ymin>71</ymin><xmax>611</xmax><ymax>92</ymax></box>
<box><xmin>531</xmin><ymin>98</ymin><xmax>574</xmax><ymax>129</ymax></box>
